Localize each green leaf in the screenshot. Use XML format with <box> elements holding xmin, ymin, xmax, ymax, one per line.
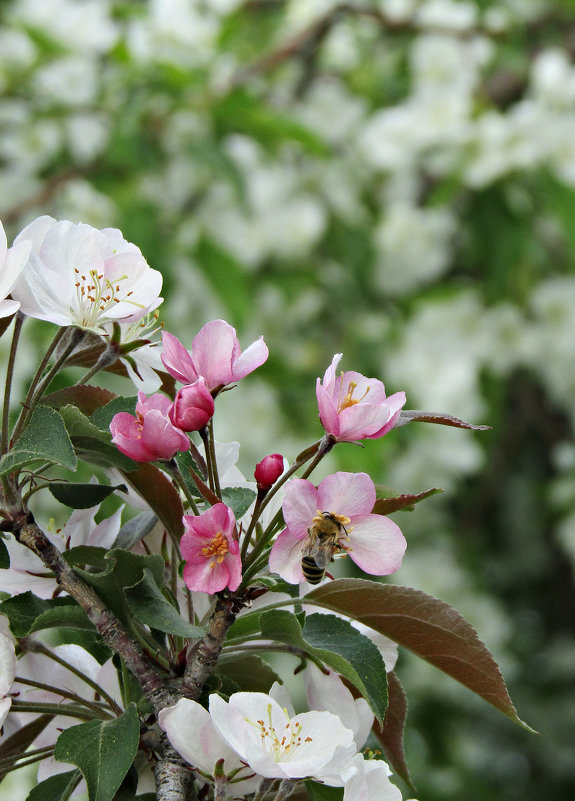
<box><xmin>125</xmin><ymin>568</ymin><xmax>204</xmax><ymax>638</ymax></box>
<box><xmin>306</xmin><ymin>578</ymin><xmax>533</xmax><ymax>730</ymax></box>
<box><xmin>54</xmin><ymin>704</ymin><xmax>140</xmax><ymax>801</ymax></box>
<box><xmin>25</xmin><ymin>770</ymin><xmax>82</xmax><ymax>801</ymax></box>
<box><xmin>113</xmin><ymin>512</ymin><xmax>158</xmax><ymax>550</ymax></box>
<box><xmin>0</xmin><ymin>593</ymin><xmax>91</xmax><ymax>637</ymax></box>
<box><xmin>216</xmin><ymin>654</ymin><xmax>281</xmax><ymax>693</ymax></box>
<box><xmin>0</xmin><ymin>406</ymin><xmax>77</xmax><ymax>476</ymax></box>
<box><xmin>305</xmin><ymin>780</ymin><xmax>343</xmax><ymax>801</ymax></box>
<box><xmin>57</xmin><ymin>405</ymin><xmax>136</xmax><ymax>471</ymax></box>
<box><xmin>220</xmin><ymin>487</ymin><xmax>256</xmax><ymax>519</ymax></box>
<box><xmin>372</xmin><ymin>487</ymin><xmax>444</xmax><ymax>515</ymax></box>
<box><xmin>260</xmin><ymin>610</ymin><xmax>388</xmax><ymax>724</ymax></box>
<box><xmin>0</xmin><ymin>537</ymin><xmax>9</xmax><ymax>568</ymax></box>
<box><xmin>64</xmin><ymin>548</ymin><xmax>165</xmax><ymax>628</ymax></box>
<box><xmin>49</xmin><ymin>482</ymin><xmax>126</xmax><ymax>509</ymax></box>
<box><xmin>91</xmin><ymin>397</ymin><xmax>138</xmax><ymax>431</ymax></box>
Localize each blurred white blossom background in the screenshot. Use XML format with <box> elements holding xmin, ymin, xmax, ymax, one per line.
<box><xmin>1</xmin><ymin>1</ymin><xmax>575</xmax><ymax>799</ymax></box>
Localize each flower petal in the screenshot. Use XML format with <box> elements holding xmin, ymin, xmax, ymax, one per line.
<box><xmin>317</xmin><ymin>472</ymin><xmax>375</xmax><ymax>519</ymax></box>
<box><xmin>348</xmin><ymin>515</ymin><xmax>406</xmax><ymax>576</ymax></box>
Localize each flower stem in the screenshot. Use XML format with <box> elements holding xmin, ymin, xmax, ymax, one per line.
<box><xmin>14</xmin><ymin>675</ymin><xmax>115</xmax><ymax>717</ymax></box>
<box><xmin>1</xmin><ymin>311</ymin><xmax>24</xmax><ymax>455</ymax></box>
<box><xmin>75</xmin><ymin>341</ymin><xmax>119</xmax><ymax>386</ymax></box>
<box><xmin>207</xmin><ymin>418</ymin><xmax>221</xmax><ymax>497</ymax></box>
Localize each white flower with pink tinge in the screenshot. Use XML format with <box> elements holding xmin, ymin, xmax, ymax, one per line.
<box><xmin>11</xmin><ymin>216</ymin><xmax>162</xmax><ymax>332</ymax></box>
<box><xmin>208</xmin><ymin>690</ymin><xmax>356</xmax><ymax>783</ymax></box>
<box><xmin>269</xmin><ymin>471</ymin><xmax>406</xmax><ymax>584</ymax></box>
<box><xmin>0</xmin><ymin>627</ymin><xmax>16</xmax><ymax>729</ymax></box>
<box><xmin>0</xmin><ymin>219</ymin><xmax>31</xmax><ymax>319</ymax></box>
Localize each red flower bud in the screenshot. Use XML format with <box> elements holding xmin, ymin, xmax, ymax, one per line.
<box><xmin>254</xmin><ymin>453</ymin><xmax>284</xmax><ymax>490</ymax></box>
<box><xmin>169</xmin><ymin>378</ymin><xmax>215</xmax><ymax>432</ymax></box>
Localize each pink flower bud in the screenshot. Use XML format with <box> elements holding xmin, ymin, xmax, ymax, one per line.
<box><xmin>254</xmin><ymin>453</ymin><xmax>284</xmax><ymax>490</ymax></box>
<box><xmin>169</xmin><ymin>379</ymin><xmax>215</xmax><ymax>432</ymax></box>
<box><xmin>110</xmin><ymin>391</ymin><xmax>190</xmax><ymax>462</ymax></box>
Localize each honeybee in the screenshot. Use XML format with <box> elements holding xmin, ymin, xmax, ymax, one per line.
<box><xmin>301</xmin><ymin>511</ymin><xmax>349</xmax><ymax>584</ymax></box>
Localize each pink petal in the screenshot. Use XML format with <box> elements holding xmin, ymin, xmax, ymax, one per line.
<box><xmin>191</xmin><ymin>320</ymin><xmax>238</xmax><ymax>388</ymax></box>
<box><xmin>283</xmin><ymin>479</ymin><xmax>320</xmax><ymax>538</ymax></box>
<box><xmin>231</xmin><ymin>335</ymin><xmax>269</xmax><ymax>379</ymax></box>
<box><xmin>316</xmin><ymin>379</ymin><xmax>340</xmax><ymax>437</ymax></box>
<box><xmin>161</xmin><ymin>331</ymin><xmax>199</xmax><ymax>384</ymax></box>
<box><xmin>337</xmin><ymin>402</ymin><xmax>392</xmax><ymax>441</ymax></box>
<box><xmin>269</xmin><ymin>529</ymin><xmax>306</xmax><ymax>584</ymax></box>
<box><xmin>317</xmin><ymin>472</ymin><xmax>375</xmax><ymax>519</ymax></box>
<box><xmin>365</xmin><ymin>392</ymin><xmax>406</xmax><ymax>439</ymax></box>
<box><xmin>347</xmin><ymin>515</ymin><xmax>406</xmax><ymax>576</ymax></box>
<box><xmin>321</xmin><ymin>353</ymin><xmax>343</xmax><ymax>391</ymax></box>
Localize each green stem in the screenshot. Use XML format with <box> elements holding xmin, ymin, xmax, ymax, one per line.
<box><xmin>207</xmin><ymin>418</ymin><xmax>221</xmax><ymax>497</ymax></box>
<box><xmin>240</xmin><ymin>495</ymin><xmax>263</xmax><ymax>562</ymax></box>
<box><xmin>199</xmin><ymin>426</ymin><xmax>215</xmax><ymax>495</ymax></box>
<box><xmin>253</xmin><ymin>778</ymin><xmax>276</xmax><ymax>801</ymax></box>
<box><xmin>12</xmin><ymin>327</ymin><xmax>85</xmax><ymax>444</ymax></box>
<box><xmin>1</xmin><ymin>311</ymin><xmax>24</xmax><ymax>455</ymax></box>
<box><xmin>75</xmin><ymin>342</ymin><xmax>120</xmax><ymax>386</ymax></box>
<box><xmin>10</xmin><ymin>700</ymin><xmax>104</xmax><ymax>720</ymax></box>
<box><xmin>164</xmin><ymin>458</ymin><xmax>200</xmax><ymax>515</ymax></box>
<box><xmin>0</xmin><ymin>747</ymin><xmax>55</xmax><ymax>773</ymax></box>
<box><xmin>14</xmin><ymin>676</ymin><xmax>115</xmax><ymax>717</ymax></box>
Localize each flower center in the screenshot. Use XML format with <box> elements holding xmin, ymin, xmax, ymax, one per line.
<box><xmin>248</xmin><ymin>705</ymin><xmax>313</xmax><ymax>762</ymax></box>
<box><xmin>200</xmin><ymin>531</ymin><xmax>229</xmax><ymax>569</ymax></box>
<box><xmin>73</xmin><ymin>268</ymin><xmax>143</xmax><ymax>327</ymax></box>
<box><xmin>337</xmin><ymin>374</ymin><xmax>370</xmax><ymax>412</ymax></box>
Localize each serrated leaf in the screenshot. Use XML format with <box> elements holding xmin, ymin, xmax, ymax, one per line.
<box><xmin>125</xmin><ymin>568</ymin><xmax>204</xmax><ymax>638</ymax></box>
<box><xmin>42</xmin><ymin>385</ymin><xmax>116</xmax><ymax>416</ymax></box>
<box><xmin>49</xmin><ymin>482</ymin><xmax>126</xmax><ymax>509</ymax></box>
<box><xmin>0</xmin><ymin>407</ymin><xmax>77</xmax><ymax>476</ymax></box>
<box><xmin>25</xmin><ymin>770</ymin><xmax>82</xmax><ymax>801</ymax></box>
<box><xmin>216</xmin><ymin>654</ymin><xmax>281</xmax><ymax>693</ymax></box>
<box><xmin>260</xmin><ymin>610</ymin><xmax>388</xmax><ymax>724</ymax></box>
<box><xmin>113</xmin><ymin>512</ymin><xmax>158</xmax><ymax>550</ymax></box>
<box><xmin>395</xmin><ymin>409</ymin><xmax>491</xmax><ymax>431</ymax></box>
<box><xmin>0</xmin><ymin>538</ymin><xmax>9</xmax><ymax>568</ymax></box>
<box><xmin>91</xmin><ymin>397</ymin><xmax>138</xmax><ymax>431</ymax></box>
<box><xmin>373</xmin><ymin>671</ymin><xmax>413</xmax><ymax>788</ymax></box>
<box><xmin>372</xmin><ymin>487</ymin><xmax>444</xmax><ymax>515</ymax></box>
<box><xmin>220</xmin><ymin>487</ymin><xmax>256</xmax><ymax>519</ymax></box>
<box><xmin>54</xmin><ymin>704</ymin><xmax>140</xmax><ymax>801</ymax></box>
<box><xmin>306</xmin><ymin>578</ymin><xmax>533</xmax><ymax>730</ymax></box>
<box><xmin>0</xmin><ymin>716</ymin><xmax>53</xmax><ymax>783</ymax></box>
<box><xmin>64</xmin><ymin>548</ymin><xmax>164</xmax><ymax>628</ymax></box>
<box><xmin>72</xmin><ymin>436</ymin><xmax>137</xmax><ymax>471</ymax></box>
<box><xmin>59</xmin><ymin>405</ymin><xmax>112</xmax><ymax>442</ymax></box>
<box><xmin>0</xmin><ymin>593</ymin><xmax>91</xmax><ymax>637</ymax></box>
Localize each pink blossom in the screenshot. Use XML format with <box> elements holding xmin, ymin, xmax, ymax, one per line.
<box><xmin>254</xmin><ymin>453</ymin><xmax>284</xmax><ymax>490</ymax></box>
<box><xmin>110</xmin><ymin>391</ymin><xmax>189</xmax><ymax>462</ymax></box>
<box><xmin>269</xmin><ymin>472</ymin><xmax>406</xmax><ymax>584</ymax></box>
<box><xmin>181</xmin><ymin>503</ymin><xmax>242</xmax><ymax>594</ymax></box>
<box><xmin>161</xmin><ymin>320</ymin><xmax>268</xmax><ymax>391</ymax></box>
<box><xmin>316</xmin><ymin>354</ymin><xmax>406</xmax><ymax>442</ymax></box>
<box><xmin>169</xmin><ymin>378</ymin><xmax>214</xmax><ymax>431</ymax></box>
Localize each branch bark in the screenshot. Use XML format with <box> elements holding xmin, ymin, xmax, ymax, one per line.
<box><xmin>182</xmin><ymin>595</ymin><xmax>238</xmax><ymax>699</ymax></box>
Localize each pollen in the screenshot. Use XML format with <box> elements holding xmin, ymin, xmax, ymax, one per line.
<box><xmin>337</xmin><ymin>373</ymin><xmax>371</xmax><ymax>412</ymax></box>
<box><xmin>200</xmin><ymin>531</ymin><xmax>229</xmax><ymax>569</ymax></box>
<box><xmin>246</xmin><ymin>705</ymin><xmax>312</xmax><ymax>762</ymax></box>
<box><xmin>72</xmin><ymin>268</ymin><xmax>144</xmax><ymax>328</ymax></box>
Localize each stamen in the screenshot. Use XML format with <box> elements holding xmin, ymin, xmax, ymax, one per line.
<box><xmin>200</xmin><ymin>531</ymin><xmax>229</xmax><ymax>569</ymax></box>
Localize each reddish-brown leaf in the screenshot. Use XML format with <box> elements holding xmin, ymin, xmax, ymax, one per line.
<box><xmin>306</xmin><ymin>579</ymin><xmax>533</xmax><ymax>730</ymax></box>
<box><xmin>372</xmin><ymin>487</ymin><xmax>443</xmax><ymax>515</ymax></box>
<box><xmin>121</xmin><ymin>462</ymin><xmax>184</xmax><ymax>540</ymax></box>
<box><xmin>396</xmin><ymin>409</ymin><xmax>491</xmax><ymax>431</ymax></box>
<box><xmin>42</xmin><ymin>385</ymin><xmax>116</xmax><ymax>416</ymax></box>
<box><xmin>373</xmin><ymin>670</ymin><xmax>413</xmax><ymax>788</ymax></box>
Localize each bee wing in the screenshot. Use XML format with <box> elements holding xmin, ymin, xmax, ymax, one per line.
<box><xmin>308</xmin><ymin>543</ymin><xmax>334</xmax><ymax>569</ymax></box>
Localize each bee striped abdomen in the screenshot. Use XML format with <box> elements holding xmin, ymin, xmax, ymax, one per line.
<box><xmin>301</xmin><ymin>555</ymin><xmax>326</xmax><ymax>584</ymax></box>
